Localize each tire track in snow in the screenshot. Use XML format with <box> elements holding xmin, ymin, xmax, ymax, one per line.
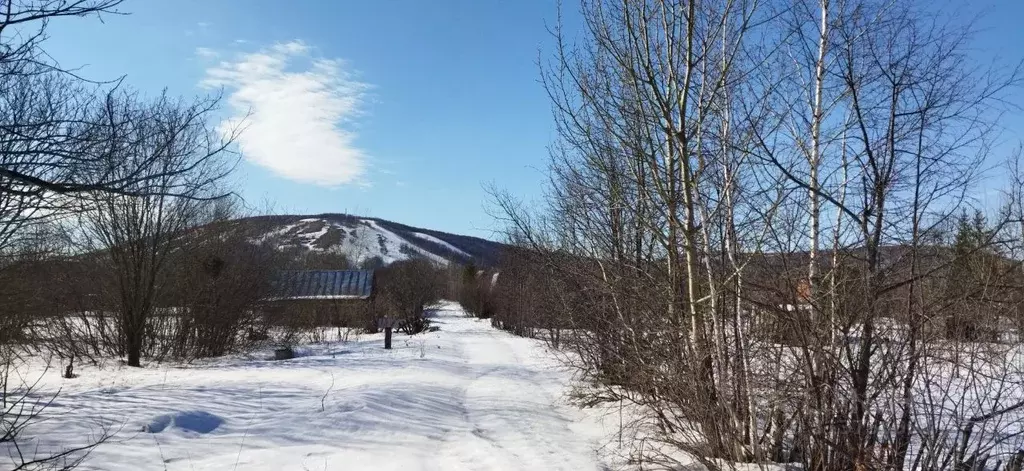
<box><xmin>432</xmin><ymin>313</ymin><xmax>599</xmax><ymax>470</ymax></box>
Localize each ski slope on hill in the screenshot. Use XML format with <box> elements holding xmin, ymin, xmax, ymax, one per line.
<box><xmin>231</xmin><ymin>214</ymin><xmax>507</xmax><ymax>267</ymax></box>
<box><xmin>7</xmin><ymin>303</ymin><xmax>614</xmax><ymax>470</ymax></box>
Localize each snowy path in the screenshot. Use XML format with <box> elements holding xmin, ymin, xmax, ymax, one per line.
<box><xmin>8</xmin><ymin>303</ymin><xmax>608</xmax><ymax>470</ymax></box>
<box><xmin>432</xmin><ymin>313</ymin><xmax>598</xmax><ymax>470</ymax></box>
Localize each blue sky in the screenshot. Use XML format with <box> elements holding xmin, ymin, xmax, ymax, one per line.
<box><xmin>38</xmin><ymin>1</ymin><xmax>1024</xmax><ymax>239</ymax></box>
<box><xmin>42</xmin><ymin>0</ymin><xmax>569</xmax><ymax>239</ymax></box>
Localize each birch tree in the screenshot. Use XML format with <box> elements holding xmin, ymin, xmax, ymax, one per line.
<box><xmin>494</xmin><ymin>0</ymin><xmax>1024</xmax><ymax>469</ymax></box>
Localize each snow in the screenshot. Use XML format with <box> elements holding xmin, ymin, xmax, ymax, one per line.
<box><xmin>300</xmin><ymin>225</ymin><xmax>331</xmax><ymax>250</ymax></box>
<box><xmin>412</xmin><ymin>232</ymin><xmax>471</xmax><ymax>258</ymax></box>
<box><xmin>304</xmin><ymin>218</ymin><xmax>447</xmax><ymax>266</ymax></box>
<box><xmin>363</xmin><ymin>220</ymin><xmax>447</xmax><ymax>265</ymax></box>
<box><xmin>5</xmin><ymin>302</ymin><xmax>616</xmax><ymax>470</ymax></box>
<box><xmin>252</xmin><ymin>222</ymin><xmax>301</xmax><ymax>244</ymax></box>
<box><xmin>250</xmin><ymin>217</ymin><xmax>465</xmax><ymax>267</ymax></box>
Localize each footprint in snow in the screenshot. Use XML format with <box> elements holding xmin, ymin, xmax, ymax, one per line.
<box><xmin>143</xmin><ymin>410</ymin><xmax>224</xmax><ymax>434</ymax></box>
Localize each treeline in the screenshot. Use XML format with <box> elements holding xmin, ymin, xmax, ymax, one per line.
<box><xmin>12</xmin><ymin>212</ymin><xmax>291</xmax><ymax>367</ymax></box>
<box><xmin>5</xmin><ymin>222</ymin><xmax>461</xmax><ymax>367</ymax></box>
<box><xmin>0</xmin><ymin>1</ymin><xmax>245</xmax><ymax>467</ymax></box>
<box><xmin>473</xmin><ymin>1</ymin><xmax>1024</xmax><ymax>470</ymax></box>
<box><xmin>457</xmin><ymin>254</ymin><xmax>569</xmax><ymax>347</ymax></box>
<box><xmin>467</xmin><ymin>212</ymin><xmax>1024</xmax><ymax>471</ymax></box>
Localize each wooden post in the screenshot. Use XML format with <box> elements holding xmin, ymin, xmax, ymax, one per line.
<box><xmin>378</xmin><ymin>315</ymin><xmax>394</xmax><ymax>350</ymax></box>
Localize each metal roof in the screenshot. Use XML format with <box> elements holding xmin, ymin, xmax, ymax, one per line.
<box><xmin>269</xmin><ymin>270</ymin><xmax>374</xmax><ymax>300</ymax></box>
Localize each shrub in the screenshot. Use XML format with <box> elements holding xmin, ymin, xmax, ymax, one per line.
<box><xmin>374</xmin><ymin>258</ymin><xmax>443</xmax><ymax>335</ymax></box>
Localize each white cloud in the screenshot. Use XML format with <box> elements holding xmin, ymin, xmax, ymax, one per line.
<box><xmin>195</xmin><ymin>47</ymin><xmax>218</xmax><ymax>59</ymax></box>
<box><xmin>201</xmin><ymin>40</ymin><xmax>370</xmax><ymax>186</ymax></box>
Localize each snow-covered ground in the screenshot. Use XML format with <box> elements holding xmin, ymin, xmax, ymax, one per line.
<box><xmin>6</xmin><ymin>302</ymin><xmax>622</xmax><ymax>470</ymax></box>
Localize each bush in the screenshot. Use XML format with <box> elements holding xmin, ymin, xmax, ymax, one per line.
<box><xmin>456</xmin><ymin>263</ymin><xmax>497</xmax><ymax>318</ymax></box>
<box><xmin>374</xmin><ymin>258</ymin><xmax>443</xmax><ymax>335</ymax></box>
<box><xmin>162</xmin><ymin>230</ymin><xmax>282</xmax><ymax>359</ymax></box>
<box><xmin>397</xmin><ymin>315</ymin><xmax>430</xmax><ymax>335</ymax></box>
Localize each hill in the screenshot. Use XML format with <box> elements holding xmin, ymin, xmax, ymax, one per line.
<box><xmin>227</xmin><ymin>214</ymin><xmax>507</xmax><ymax>267</ymax></box>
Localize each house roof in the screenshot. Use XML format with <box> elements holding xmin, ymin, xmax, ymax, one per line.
<box><xmin>269</xmin><ymin>270</ymin><xmax>374</xmax><ymax>300</ymax></box>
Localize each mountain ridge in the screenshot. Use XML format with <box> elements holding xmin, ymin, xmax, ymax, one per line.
<box><xmin>227</xmin><ymin>213</ymin><xmax>507</xmax><ymax>267</ymax></box>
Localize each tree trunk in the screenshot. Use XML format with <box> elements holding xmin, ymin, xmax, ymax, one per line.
<box><xmin>127</xmin><ymin>341</ymin><xmax>142</xmax><ymax>367</ymax></box>
<box><xmin>384</xmin><ymin>327</ymin><xmax>392</xmax><ymax>350</ymax></box>
<box><xmin>124</xmin><ymin>309</ymin><xmax>144</xmax><ymax>367</ymax></box>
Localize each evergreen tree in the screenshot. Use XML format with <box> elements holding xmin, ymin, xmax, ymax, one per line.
<box><xmin>946</xmin><ymin>209</ymin><xmax>998</xmax><ymax>340</ymax></box>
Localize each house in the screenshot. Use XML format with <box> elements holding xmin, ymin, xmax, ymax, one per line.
<box><xmin>262</xmin><ymin>270</ymin><xmax>375</xmax><ymax>329</ymax></box>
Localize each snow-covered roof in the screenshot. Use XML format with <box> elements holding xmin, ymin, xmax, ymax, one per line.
<box><xmin>267</xmin><ymin>270</ymin><xmax>374</xmax><ymax>301</ymax></box>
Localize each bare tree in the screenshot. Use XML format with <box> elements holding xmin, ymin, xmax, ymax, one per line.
<box><xmin>162</xmin><ymin>200</ymin><xmax>281</xmax><ymax>359</ymax></box>
<box><xmin>0</xmin><ymin>2</ymin><xmax>255</xmax><ymax>468</ymax></box>
<box><xmin>0</xmin><ymin>223</ymin><xmax>115</xmax><ymax>470</ymax></box>
<box><xmin>0</xmin><ymin>1</ymin><xmax>215</xmax><ymax>201</ymax></box>
<box><xmin>490</xmin><ymin>0</ymin><xmax>1024</xmax><ymax>469</ymax></box>
<box><xmin>80</xmin><ymin>92</ymin><xmax>235</xmax><ymax>367</ymax></box>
